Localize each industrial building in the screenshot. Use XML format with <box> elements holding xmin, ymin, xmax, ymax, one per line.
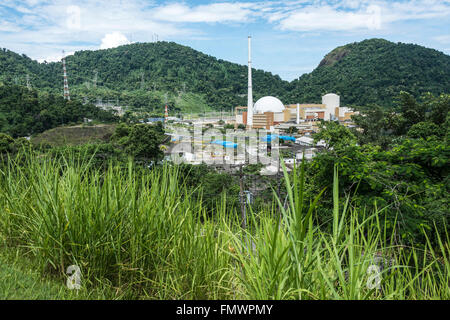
<box><xmin>168</xmin><ymin>36</ymin><xmax>358</xmax><ymax>169</ymax></box>
<box><xmin>234</xmin><ymin>93</ymin><xmax>359</xmax><ymax>130</ymax></box>
<box><xmin>233</xmin><ymin>36</ymin><xmax>358</xmax><ymax>130</ymax></box>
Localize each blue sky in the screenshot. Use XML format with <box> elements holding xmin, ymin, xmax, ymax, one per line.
<box><xmin>1</xmin><ymin>0</ymin><xmax>449</xmax><ymax>81</ymax></box>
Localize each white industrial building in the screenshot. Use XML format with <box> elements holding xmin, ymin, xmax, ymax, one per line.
<box><xmin>233</xmin><ymin>37</ymin><xmax>357</xmax><ymax>129</ymax></box>
<box><xmin>235</xmin><ymin>92</ymin><xmax>357</xmax><ymax>129</ymax></box>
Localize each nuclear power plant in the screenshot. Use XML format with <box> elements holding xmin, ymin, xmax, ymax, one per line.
<box><xmin>234</xmin><ymin>36</ymin><xmax>358</xmax><ymax>131</ymax></box>
<box><xmin>167</xmin><ymin>36</ymin><xmax>359</xmax><ymax>168</ymax></box>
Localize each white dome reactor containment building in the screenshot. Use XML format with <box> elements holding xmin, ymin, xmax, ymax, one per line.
<box><xmin>254</xmin><ymin>96</ymin><xmax>285</xmax><ymax>114</ymax></box>
<box><xmin>233</xmin><ymin>37</ymin><xmax>358</xmax><ymax>130</ymax></box>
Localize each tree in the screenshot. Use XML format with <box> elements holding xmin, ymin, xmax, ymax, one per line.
<box><xmin>396</xmin><ymin>91</ymin><xmax>424</xmax><ymax>132</ymax></box>
<box><xmin>313</xmin><ymin>121</ymin><xmax>357</xmax><ymax>150</ymax></box>
<box><xmin>351</xmin><ymin>105</ymin><xmax>398</xmax><ymax>148</ymax></box>
<box><xmin>115</xmin><ymin>124</ymin><xmax>165</xmax><ymax>162</ymax></box>
<box><xmin>407</xmin><ymin>121</ymin><xmax>442</xmax><ymax>139</ymax></box>
<box><xmin>0</xmin><ymin>85</ymin><xmax>118</xmax><ymax>137</ymax></box>
<box><xmin>0</xmin><ymin>133</ymin><xmax>14</xmax><ymax>154</ymax></box>
<box><xmin>287</xmin><ymin>126</ymin><xmax>298</xmax><ymax>134</ymax></box>
<box><xmin>423</xmin><ymin>93</ymin><xmax>450</xmax><ymax>126</ymax></box>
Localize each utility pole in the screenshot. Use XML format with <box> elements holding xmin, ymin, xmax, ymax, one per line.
<box><xmin>239</xmin><ymin>165</ymin><xmax>247</xmax><ymax>229</ymax></box>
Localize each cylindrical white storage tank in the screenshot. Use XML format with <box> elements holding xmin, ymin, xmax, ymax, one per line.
<box><xmin>322</xmin><ymin>93</ymin><xmax>340</xmax><ymax>121</ymax></box>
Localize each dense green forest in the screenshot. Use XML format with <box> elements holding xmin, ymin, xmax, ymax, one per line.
<box><xmin>0</xmin><ymin>42</ymin><xmax>288</xmax><ymax>112</ymax></box>
<box><xmin>309</xmin><ymin>92</ymin><xmax>449</xmax><ymax>243</ymax></box>
<box><xmin>1</xmin><ymin>39</ymin><xmax>449</xmax><ymax>112</ymax></box>
<box><xmin>289</xmin><ymin>39</ymin><xmax>450</xmax><ymax>107</ymax></box>
<box><xmin>0</xmin><ymin>84</ymin><xmax>118</xmax><ymax>137</ymax></box>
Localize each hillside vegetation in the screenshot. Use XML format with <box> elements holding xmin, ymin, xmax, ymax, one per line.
<box><xmin>1</xmin><ymin>39</ymin><xmax>449</xmax><ymax>111</ymax></box>
<box><xmin>0</xmin><ymin>42</ymin><xmax>288</xmax><ymax>112</ymax></box>
<box><xmin>31</xmin><ymin>124</ymin><xmax>116</xmax><ymax>147</ymax></box>
<box><xmin>289</xmin><ymin>39</ymin><xmax>450</xmax><ymax>107</ymax></box>
<box><xmin>0</xmin><ymin>84</ymin><xmax>118</xmax><ymax>137</ymax></box>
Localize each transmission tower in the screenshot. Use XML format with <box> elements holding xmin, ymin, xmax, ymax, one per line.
<box><xmin>26</xmin><ymin>74</ymin><xmax>31</xmax><ymax>90</ymax></box>
<box><xmin>62</xmin><ymin>50</ymin><xmax>70</xmax><ymax>100</ymax></box>
<box><xmin>164</xmin><ymin>93</ymin><xmax>168</xmax><ymax>124</ymax></box>
<box><xmin>140</xmin><ymin>71</ymin><xmax>145</xmax><ymax>90</ymax></box>
<box><xmin>93</xmin><ymin>70</ymin><xmax>98</xmax><ymax>88</ymax></box>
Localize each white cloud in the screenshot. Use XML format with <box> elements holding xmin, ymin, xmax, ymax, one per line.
<box><xmin>275</xmin><ymin>5</ymin><xmax>381</xmax><ymax>32</ymax></box>
<box><xmin>37</xmin><ymin>51</ymin><xmax>75</xmax><ymax>63</ymax></box>
<box><xmin>0</xmin><ymin>0</ymin><xmax>194</xmax><ymax>62</ymax></box>
<box><xmin>151</xmin><ymin>2</ymin><xmax>256</xmax><ymax>23</ymax></box>
<box><xmin>269</xmin><ymin>0</ymin><xmax>450</xmax><ymax>32</ymax></box>
<box><xmin>0</xmin><ymin>20</ymin><xmax>22</xmax><ymax>32</ymax></box>
<box><xmin>0</xmin><ymin>0</ymin><xmax>449</xmax><ymax>64</ymax></box>
<box><xmin>434</xmin><ymin>35</ymin><xmax>450</xmax><ymax>44</ymax></box>
<box><xmin>100</xmin><ymin>32</ymin><xmax>131</xmax><ymax>49</ymax></box>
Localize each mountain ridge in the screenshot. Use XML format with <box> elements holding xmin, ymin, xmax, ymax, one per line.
<box><xmin>289</xmin><ymin>38</ymin><xmax>450</xmax><ymax>106</ymax></box>
<box><xmin>1</xmin><ymin>38</ymin><xmax>449</xmax><ymax>110</ymax></box>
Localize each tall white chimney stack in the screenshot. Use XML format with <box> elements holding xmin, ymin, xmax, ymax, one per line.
<box><xmin>247</xmin><ymin>36</ymin><xmax>253</xmax><ymax>128</ymax></box>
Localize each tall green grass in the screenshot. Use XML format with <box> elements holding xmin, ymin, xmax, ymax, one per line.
<box><xmin>228</xmin><ymin>162</ymin><xmax>449</xmax><ymax>299</ymax></box>
<box><xmin>0</xmin><ymin>151</ymin><xmax>448</xmax><ymax>299</ymax></box>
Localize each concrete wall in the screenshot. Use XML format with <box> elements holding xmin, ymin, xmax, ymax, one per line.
<box><xmin>273</xmin><ymin>112</ymin><xmax>285</xmax><ymax>123</ymax></box>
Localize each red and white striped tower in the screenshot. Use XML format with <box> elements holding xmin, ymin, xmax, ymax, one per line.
<box><xmin>164</xmin><ymin>104</ymin><xmax>168</xmax><ymax>123</ymax></box>
<box><xmin>62</xmin><ymin>50</ymin><xmax>70</xmax><ymax>100</ymax></box>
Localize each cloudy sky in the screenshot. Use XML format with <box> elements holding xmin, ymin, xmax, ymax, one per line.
<box><xmin>1</xmin><ymin>0</ymin><xmax>449</xmax><ymax>81</ymax></box>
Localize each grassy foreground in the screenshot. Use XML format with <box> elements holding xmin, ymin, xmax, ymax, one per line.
<box><xmin>0</xmin><ymin>151</ymin><xmax>448</xmax><ymax>299</ymax></box>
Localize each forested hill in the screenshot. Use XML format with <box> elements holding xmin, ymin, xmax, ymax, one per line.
<box><xmin>0</xmin><ymin>42</ymin><xmax>289</xmax><ymax>111</ymax></box>
<box><xmin>1</xmin><ymin>38</ymin><xmax>449</xmax><ymax>110</ymax></box>
<box><xmin>288</xmin><ymin>39</ymin><xmax>450</xmax><ymax>107</ymax></box>
<box><xmin>0</xmin><ymin>48</ymin><xmax>60</xmax><ymax>89</ymax></box>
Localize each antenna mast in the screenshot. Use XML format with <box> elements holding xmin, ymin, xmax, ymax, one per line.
<box><xmin>62</xmin><ymin>50</ymin><xmax>70</xmax><ymax>100</ymax></box>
